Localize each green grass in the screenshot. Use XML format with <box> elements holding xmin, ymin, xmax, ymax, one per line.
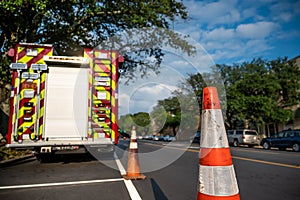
<box><xmin>0</xmin><ymin>142</ymin><xmax>31</xmax><ymax>161</ymax></box>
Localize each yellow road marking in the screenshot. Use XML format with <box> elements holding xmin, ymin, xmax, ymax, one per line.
<box><xmin>232</xmin><ymin>156</ymin><xmax>300</xmax><ymax>169</ymax></box>
<box><xmin>142</xmin><ymin>142</ymin><xmax>300</xmax><ymax>169</ymax></box>
<box><xmin>232</xmin><ymin>147</ymin><xmax>300</xmax><ymax>157</ymax></box>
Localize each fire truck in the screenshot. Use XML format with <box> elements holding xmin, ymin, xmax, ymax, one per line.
<box><xmin>6</xmin><ymin>43</ymin><xmax>121</xmax><ymax>157</ymax></box>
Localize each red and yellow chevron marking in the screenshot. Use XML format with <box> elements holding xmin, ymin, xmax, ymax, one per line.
<box><xmin>16</xmin><ymin>46</ymin><xmax>52</xmax><ymax>66</ymax></box>
<box><xmin>110</xmin><ymin>53</ymin><xmax>118</xmax><ymax>144</ymax></box>
<box><xmin>7</xmin><ymin>71</ymin><xmax>20</xmax><ymax>143</ymax></box>
<box><xmin>7</xmin><ymin>44</ymin><xmax>52</xmax><ymax>143</ymax></box>
<box><xmin>84</xmin><ymin>49</ymin><xmax>119</xmax><ymax>142</ymax></box>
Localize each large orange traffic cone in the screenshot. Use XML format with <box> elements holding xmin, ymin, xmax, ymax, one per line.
<box><xmin>197</xmin><ymin>87</ymin><xmax>240</xmax><ymax>200</ymax></box>
<box><xmin>123</xmin><ymin>126</ymin><xmax>146</xmax><ymax>180</ymax></box>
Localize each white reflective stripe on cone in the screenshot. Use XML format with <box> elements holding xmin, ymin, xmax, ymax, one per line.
<box><xmin>199</xmin><ymin>165</ymin><xmax>239</xmax><ymax>196</ymax></box>
<box><xmin>131</xmin><ymin>130</ymin><xmax>137</xmax><ymax>140</ymax></box>
<box><xmin>129</xmin><ymin>142</ymin><xmax>138</xmax><ymax>149</ymax></box>
<box><xmin>200</xmin><ymin>109</ymin><xmax>229</xmax><ymax>148</ymax></box>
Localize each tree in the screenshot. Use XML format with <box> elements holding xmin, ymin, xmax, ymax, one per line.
<box><xmin>151</xmin><ymin>97</ymin><xmax>181</xmax><ymax>135</ymax></box>
<box><xmin>181</xmin><ymin>57</ymin><xmax>300</xmax><ymax>130</ymax></box>
<box><xmin>118</xmin><ymin>112</ymin><xmax>152</xmax><ymax>136</ymax></box>
<box><xmin>0</xmin><ymin>0</ymin><xmax>190</xmax><ymax>86</ymax></box>
<box><xmin>217</xmin><ymin>57</ymin><xmax>300</xmax><ymax>129</ymax></box>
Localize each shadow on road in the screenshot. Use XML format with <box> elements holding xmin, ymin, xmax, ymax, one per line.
<box><xmin>151</xmin><ymin>178</ymin><xmax>168</xmax><ymax>200</ymax></box>
<box><xmin>0</xmin><ymin>155</ymin><xmax>36</xmax><ymax>168</ymax></box>
<box><xmin>37</xmin><ymin>153</ymin><xmax>97</xmax><ymax>164</ymax></box>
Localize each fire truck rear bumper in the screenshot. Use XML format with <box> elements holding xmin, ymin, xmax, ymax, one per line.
<box><xmin>6</xmin><ymin>138</ymin><xmax>113</xmax><ymax>148</ymax></box>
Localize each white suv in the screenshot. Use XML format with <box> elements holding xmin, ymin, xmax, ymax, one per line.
<box><xmin>227</xmin><ymin>129</ymin><xmax>259</xmax><ymax>147</ymax></box>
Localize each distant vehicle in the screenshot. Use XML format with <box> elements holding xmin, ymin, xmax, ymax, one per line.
<box><xmin>137</xmin><ymin>135</ymin><xmax>143</xmax><ymax>140</ymax></box>
<box><xmin>163</xmin><ymin>135</ymin><xmax>176</xmax><ymax>142</ymax></box>
<box><xmin>153</xmin><ymin>135</ymin><xmax>163</xmax><ymax>141</ymax></box>
<box><xmin>190</xmin><ymin>131</ymin><xmax>201</xmax><ymax>144</ymax></box>
<box><xmin>227</xmin><ymin>129</ymin><xmax>259</xmax><ymax>147</ymax></box>
<box><xmin>144</xmin><ymin>135</ymin><xmax>153</xmax><ymax>140</ymax></box>
<box><xmin>260</xmin><ymin>129</ymin><xmax>300</xmax><ymax>152</ymax></box>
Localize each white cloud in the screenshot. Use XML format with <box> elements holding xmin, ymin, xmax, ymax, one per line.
<box><xmin>178</xmin><ymin>0</ymin><xmax>300</xmax><ymax>64</ymax></box>
<box><xmin>184</xmin><ymin>0</ymin><xmax>240</xmax><ymax>26</ymax></box>
<box><xmin>202</xmin><ymin>27</ymin><xmax>235</xmax><ymax>41</ymax></box>
<box><xmin>119</xmin><ymin>83</ymin><xmax>179</xmax><ymax>115</ymax></box>
<box><xmin>236</xmin><ymin>21</ymin><xmax>280</xmax><ymax>39</ymax></box>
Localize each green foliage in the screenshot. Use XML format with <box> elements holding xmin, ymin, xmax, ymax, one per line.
<box><xmin>133</xmin><ymin>112</ymin><xmax>151</xmax><ymax>127</ymax></box>
<box><xmin>0</xmin><ymin>0</ymin><xmax>189</xmax><ymax>85</ymax></box>
<box><xmin>175</xmin><ymin>57</ymin><xmax>300</xmax><ymax>130</ymax></box>
<box><xmin>118</xmin><ymin>112</ymin><xmax>152</xmax><ymax>136</ymax></box>
<box><xmin>217</xmin><ymin>57</ymin><xmax>300</xmax><ymax>129</ymax></box>
<box><xmin>0</xmin><ymin>57</ymin><xmax>11</xmax><ymax>86</ymax></box>
<box><xmin>151</xmin><ymin>96</ymin><xmax>181</xmax><ymax>135</ymax></box>
<box><xmin>150</xmin><ymin>92</ymin><xmax>199</xmax><ymax>138</ymax></box>
<box><xmin>0</xmin><ymin>143</ymin><xmax>31</xmax><ymax>161</ymax></box>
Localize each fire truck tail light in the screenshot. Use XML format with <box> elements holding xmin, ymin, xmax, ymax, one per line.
<box><xmin>9</xmin><ymin>63</ymin><xmax>27</xmax><ymax>70</ymax></box>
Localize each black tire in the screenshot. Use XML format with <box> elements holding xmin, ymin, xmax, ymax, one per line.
<box><xmin>292</xmin><ymin>143</ymin><xmax>300</xmax><ymax>152</ymax></box>
<box><xmin>262</xmin><ymin>141</ymin><xmax>270</xmax><ymax>150</ymax></box>
<box><xmin>233</xmin><ymin>139</ymin><xmax>239</xmax><ymax>147</ymax></box>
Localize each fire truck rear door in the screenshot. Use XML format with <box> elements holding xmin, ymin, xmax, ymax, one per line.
<box><xmin>44</xmin><ymin>67</ymin><xmax>88</xmax><ymax>139</ymax></box>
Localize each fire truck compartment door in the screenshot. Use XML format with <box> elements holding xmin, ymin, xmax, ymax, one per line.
<box><xmin>44</xmin><ymin>67</ymin><xmax>88</xmax><ymax>139</ymax></box>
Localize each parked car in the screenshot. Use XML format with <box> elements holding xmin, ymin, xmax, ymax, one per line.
<box><xmin>144</xmin><ymin>135</ymin><xmax>153</xmax><ymax>140</ymax></box>
<box><xmin>137</xmin><ymin>135</ymin><xmax>143</xmax><ymax>140</ymax></box>
<box><xmin>190</xmin><ymin>131</ymin><xmax>201</xmax><ymax>144</ymax></box>
<box><xmin>163</xmin><ymin>135</ymin><xmax>176</xmax><ymax>142</ymax></box>
<box><xmin>153</xmin><ymin>135</ymin><xmax>164</xmax><ymax>141</ymax></box>
<box><xmin>227</xmin><ymin>129</ymin><xmax>259</xmax><ymax>147</ymax></box>
<box><xmin>260</xmin><ymin>129</ymin><xmax>300</xmax><ymax>152</ymax></box>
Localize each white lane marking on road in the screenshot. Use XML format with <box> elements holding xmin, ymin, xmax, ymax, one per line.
<box><xmin>114</xmin><ymin>152</ymin><xmax>142</xmax><ymax>200</ymax></box>
<box><xmin>123</xmin><ymin>179</ymin><xmax>142</xmax><ymax>200</ymax></box>
<box><xmin>0</xmin><ymin>178</ymin><xmax>124</xmax><ymax>190</ymax></box>
<box><xmin>114</xmin><ymin>152</ymin><xmax>126</xmax><ymax>176</ymax></box>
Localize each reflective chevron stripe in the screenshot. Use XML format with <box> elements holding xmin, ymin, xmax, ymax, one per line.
<box><xmin>7</xmin><ymin>44</ymin><xmax>53</xmax><ymax>143</ymax></box>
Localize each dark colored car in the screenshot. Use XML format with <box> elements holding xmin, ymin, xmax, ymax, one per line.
<box><xmin>260</xmin><ymin>129</ymin><xmax>300</xmax><ymax>152</ymax></box>
<box><xmin>190</xmin><ymin>131</ymin><xmax>201</xmax><ymax>144</ymax></box>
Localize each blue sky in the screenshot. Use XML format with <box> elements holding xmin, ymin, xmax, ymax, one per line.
<box><xmin>119</xmin><ymin>0</ymin><xmax>300</xmax><ymax>116</ymax></box>
<box><xmin>176</xmin><ymin>0</ymin><xmax>300</xmax><ymax>64</ymax></box>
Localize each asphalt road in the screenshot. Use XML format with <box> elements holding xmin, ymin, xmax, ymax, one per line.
<box><xmin>0</xmin><ymin>140</ymin><xmax>299</xmax><ymax>200</ymax></box>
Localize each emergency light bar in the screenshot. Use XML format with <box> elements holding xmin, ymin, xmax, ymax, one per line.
<box><xmin>9</xmin><ymin>63</ymin><xmax>27</xmax><ymax>70</ymax></box>
<box><xmin>44</xmin><ymin>56</ymin><xmax>89</xmax><ymax>64</ymax></box>
<box><xmin>31</xmin><ymin>64</ymin><xmax>48</xmax><ymax>71</ymax></box>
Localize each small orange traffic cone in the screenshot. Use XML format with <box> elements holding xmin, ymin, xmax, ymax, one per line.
<box><xmin>197</xmin><ymin>87</ymin><xmax>240</xmax><ymax>200</ymax></box>
<box><xmin>123</xmin><ymin>126</ymin><xmax>146</xmax><ymax>180</ymax></box>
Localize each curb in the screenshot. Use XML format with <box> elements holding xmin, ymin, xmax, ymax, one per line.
<box><xmin>0</xmin><ymin>154</ymin><xmax>35</xmax><ymax>167</ymax></box>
